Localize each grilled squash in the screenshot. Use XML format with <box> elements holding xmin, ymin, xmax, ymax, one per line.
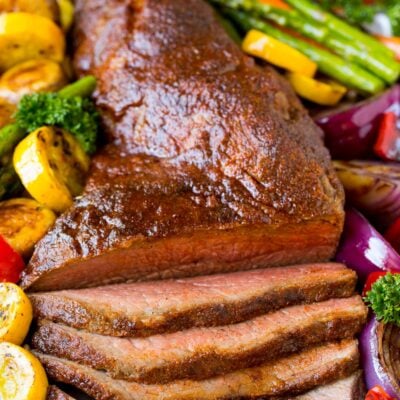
<box><xmin>0</xmin><ymin>198</ymin><xmax>56</xmax><ymax>257</ymax></box>
<box><xmin>0</xmin><ymin>59</ymin><xmax>67</xmax><ymax>103</ymax></box>
<box><xmin>13</xmin><ymin>127</ymin><xmax>90</xmax><ymax>213</ymax></box>
<box><xmin>0</xmin><ymin>12</ymin><xmax>65</xmax><ymax>71</ymax></box>
<box><xmin>0</xmin><ymin>0</ymin><xmax>58</xmax><ymax>21</ymax></box>
<box><xmin>0</xmin><ymin>283</ymin><xmax>32</xmax><ymax>345</ymax></box>
<box><xmin>0</xmin><ymin>342</ymin><xmax>48</xmax><ymax>400</ymax></box>
<box><xmin>0</xmin><ymin>98</ymin><xmax>15</xmax><ymax>128</ymax></box>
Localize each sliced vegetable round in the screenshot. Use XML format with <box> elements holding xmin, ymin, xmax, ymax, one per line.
<box><xmin>360</xmin><ymin>316</ymin><xmax>400</xmax><ymax>398</ymax></box>
<box><xmin>287</xmin><ymin>72</ymin><xmax>347</xmax><ymax>106</ymax></box>
<box><xmin>0</xmin><ymin>0</ymin><xmax>59</xmax><ymax>21</ymax></box>
<box><xmin>335</xmin><ymin>209</ymin><xmax>400</xmax><ymax>284</ymax></box>
<box><xmin>0</xmin><ymin>342</ymin><xmax>48</xmax><ymax>400</ymax></box>
<box><xmin>13</xmin><ymin>127</ymin><xmax>90</xmax><ymax>213</ymax></box>
<box><xmin>0</xmin><ymin>282</ymin><xmax>32</xmax><ymax>345</ymax></box>
<box><xmin>0</xmin><ymin>198</ymin><xmax>56</xmax><ymax>257</ymax></box>
<box><xmin>0</xmin><ymin>12</ymin><xmax>65</xmax><ymax>71</ymax></box>
<box><xmin>0</xmin><ymin>234</ymin><xmax>24</xmax><ymax>283</ymax></box>
<box><xmin>0</xmin><ymin>59</ymin><xmax>67</xmax><ymax>104</ymax></box>
<box><xmin>242</xmin><ymin>29</ymin><xmax>317</xmax><ymax>77</ymax></box>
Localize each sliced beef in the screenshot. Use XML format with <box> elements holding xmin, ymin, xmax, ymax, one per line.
<box><xmin>32</xmin><ymin>296</ymin><xmax>366</xmax><ymax>383</ymax></box>
<box><xmin>21</xmin><ymin>0</ymin><xmax>343</xmax><ymax>292</ymax></box>
<box><xmin>29</xmin><ymin>263</ymin><xmax>356</xmax><ymax>337</ymax></box>
<box><xmin>278</xmin><ymin>371</ymin><xmax>365</xmax><ymax>400</ymax></box>
<box><xmin>47</xmin><ymin>386</ymin><xmax>76</xmax><ymax>400</ymax></box>
<box><xmin>35</xmin><ymin>340</ymin><xmax>359</xmax><ymax>400</ymax></box>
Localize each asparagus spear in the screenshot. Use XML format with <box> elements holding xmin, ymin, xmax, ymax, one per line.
<box><xmin>284</xmin><ymin>0</ymin><xmax>395</xmax><ymax>59</ymax></box>
<box><xmin>229</xmin><ymin>10</ymin><xmax>385</xmax><ymax>94</ymax></box>
<box><xmin>214</xmin><ymin>0</ymin><xmax>400</xmax><ymax>84</ymax></box>
<box><xmin>58</xmin><ymin>75</ymin><xmax>97</xmax><ymax>98</ymax></box>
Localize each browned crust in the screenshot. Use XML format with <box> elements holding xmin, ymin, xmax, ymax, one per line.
<box><xmin>35</xmin><ymin>340</ymin><xmax>359</xmax><ymax>400</ymax></box>
<box><xmin>47</xmin><ymin>386</ymin><xmax>76</xmax><ymax>400</ymax></box>
<box><xmin>32</xmin><ymin>298</ymin><xmax>367</xmax><ymax>383</ymax></box>
<box><xmin>30</xmin><ymin>266</ymin><xmax>356</xmax><ymax>337</ymax></box>
<box><xmin>271</xmin><ymin>371</ymin><xmax>365</xmax><ymax>400</ymax></box>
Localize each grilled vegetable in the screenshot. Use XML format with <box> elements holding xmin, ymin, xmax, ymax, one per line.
<box><xmin>228</xmin><ymin>10</ymin><xmax>385</xmax><ymax>94</ymax></box>
<box><xmin>0</xmin><ymin>59</ymin><xmax>67</xmax><ymax>104</ymax></box>
<box><xmin>56</xmin><ymin>0</ymin><xmax>74</xmax><ymax>31</ymax></box>
<box><xmin>13</xmin><ymin>127</ymin><xmax>90</xmax><ymax>213</ymax></box>
<box><xmin>385</xmin><ymin>217</ymin><xmax>400</xmax><ymax>254</ymax></box>
<box><xmin>0</xmin><ymin>342</ymin><xmax>48</xmax><ymax>400</ymax></box>
<box><xmin>0</xmin><ymin>198</ymin><xmax>56</xmax><ymax>257</ymax></box>
<box><xmin>366</xmin><ymin>386</ymin><xmax>394</xmax><ymax>400</ymax></box>
<box><xmin>361</xmin><ymin>316</ymin><xmax>400</xmax><ymax>398</ymax></box>
<box><xmin>0</xmin><ymin>12</ymin><xmax>65</xmax><ymax>71</ymax></box>
<box><xmin>314</xmin><ymin>85</ymin><xmax>400</xmax><ymax>160</ymax></box>
<box><xmin>334</xmin><ymin>160</ymin><xmax>400</xmax><ymax>230</ymax></box>
<box><xmin>218</xmin><ymin>0</ymin><xmax>400</xmax><ymax>84</ymax></box>
<box><xmin>335</xmin><ymin>209</ymin><xmax>400</xmax><ymax>284</ymax></box>
<box><xmin>0</xmin><ymin>235</ymin><xmax>24</xmax><ymax>283</ymax></box>
<box><xmin>377</xmin><ymin>36</ymin><xmax>400</xmax><ymax>62</ymax></box>
<box><xmin>287</xmin><ymin>72</ymin><xmax>346</xmax><ymax>105</ymax></box>
<box><xmin>242</xmin><ymin>29</ymin><xmax>317</xmax><ymax>77</ymax></box>
<box><xmin>373</xmin><ymin>112</ymin><xmax>400</xmax><ymax>162</ymax></box>
<box><xmin>0</xmin><ymin>282</ymin><xmax>32</xmax><ymax>345</ymax></box>
<box><xmin>0</xmin><ymin>0</ymin><xmax>58</xmax><ymax>20</ymax></box>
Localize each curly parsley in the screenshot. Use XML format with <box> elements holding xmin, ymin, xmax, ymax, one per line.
<box><xmin>365</xmin><ymin>273</ymin><xmax>400</xmax><ymax>326</ymax></box>
<box><xmin>14</xmin><ymin>93</ymin><xmax>99</xmax><ymax>155</ymax></box>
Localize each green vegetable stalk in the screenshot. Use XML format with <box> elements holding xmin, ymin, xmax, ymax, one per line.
<box><xmin>0</xmin><ymin>75</ymin><xmax>98</xmax><ymax>158</ymax></box>
<box><xmin>365</xmin><ymin>273</ymin><xmax>400</xmax><ymax>326</ymax></box>
<box><xmin>213</xmin><ymin>0</ymin><xmax>400</xmax><ymax>84</ymax></box>
<box><xmin>284</xmin><ymin>0</ymin><xmax>395</xmax><ymax>59</ymax></box>
<box><xmin>229</xmin><ymin>10</ymin><xmax>385</xmax><ymax>94</ymax></box>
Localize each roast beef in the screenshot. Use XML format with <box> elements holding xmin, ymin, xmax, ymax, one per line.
<box><xmin>32</xmin><ymin>296</ymin><xmax>366</xmax><ymax>383</ymax></box>
<box><xmin>47</xmin><ymin>386</ymin><xmax>76</xmax><ymax>400</ymax></box>
<box><xmin>30</xmin><ymin>263</ymin><xmax>356</xmax><ymax>337</ymax></box>
<box><xmin>35</xmin><ymin>340</ymin><xmax>359</xmax><ymax>399</ymax></box>
<box><xmin>280</xmin><ymin>372</ymin><xmax>365</xmax><ymax>400</ymax></box>
<box><xmin>21</xmin><ymin>0</ymin><xmax>344</xmax><ymax>291</ymax></box>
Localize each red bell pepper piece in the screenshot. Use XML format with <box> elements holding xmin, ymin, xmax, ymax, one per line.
<box><xmin>0</xmin><ymin>235</ymin><xmax>25</xmax><ymax>283</ymax></box>
<box><xmin>374</xmin><ymin>112</ymin><xmax>400</xmax><ymax>161</ymax></box>
<box><xmin>362</xmin><ymin>271</ymin><xmax>387</xmax><ymax>297</ymax></box>
<box><xmin>385</xmin><ymin>217</ymin><xmax>400</xmax><ymax>254</ymax></box>
<box><xmin>366</xmin><ymin>386</ymin><xmax>394</xmax><ymax>400</ymax></box>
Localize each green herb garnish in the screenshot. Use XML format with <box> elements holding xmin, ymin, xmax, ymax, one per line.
<box><xmin>14</xmin><ymin>93</ymin><xmax>99</xmax><ymax>155</ymax></box>
<box><xmin>365</xmin><ymin>273</ymin><xmax>400</xmax><ymax>326</ymax></box>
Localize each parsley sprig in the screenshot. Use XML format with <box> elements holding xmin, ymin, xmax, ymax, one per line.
<box><xmin>365</xmin><ymin>273</ymin><xmax>400</xmax><ymax>326</ymax></box>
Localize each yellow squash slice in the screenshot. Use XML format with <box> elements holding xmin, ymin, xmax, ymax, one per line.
<box><xmin>0</xmin><ymin>342</ymin><xmax>48</xmax><ymax>400</ymax></box>
<box><xmin>287</xmin><ymin>72</ymin><xmax>347</xmax><ymax>106</ymax></box>
<box><xmin>0</xmin><ymin>198</ymin><xmax>56</xmax><ymax>257</ymax></box>
<box><xmin>13</xmin><ymin>127</ymin><xmax>90</xmax><ymax>213</ymax></box>
<box><xmin>0</xmin><ymin>283</ymin><xmax>32</xmax><ymax>345</ymax></box>
<box><xmin>0</xmin><ymin>12</ymin><xmax>65</xmax><ymax>71</ymax></box>
<box><xmin>0</xmin><ymin>59</ymin><xmax>67</xmax><ymax>103</ymax></box>
<box><xmin>0</xmin><ymin>0</ymin><xmax>59</xmax><ymax>21</ymax></box>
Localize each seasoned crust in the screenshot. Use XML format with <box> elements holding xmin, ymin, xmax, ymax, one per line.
<box><xmin>22</xmin><ymin>0</ymin><xmax>344</xmax><ymax>291</ymax></box>
<box><xmin>32</xmin><ymin>297</ymin><xmax>367</xmax><ymax>383</ymax></box>
<box><xmin>36</xmin><ymin>340</ymin><xmax>359</xmax><ymax>400</ymax></box>
<box><xmin>30</xmin><ymin>263</ymin><xmax>356</xmax><ymax>336</ymax></box>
